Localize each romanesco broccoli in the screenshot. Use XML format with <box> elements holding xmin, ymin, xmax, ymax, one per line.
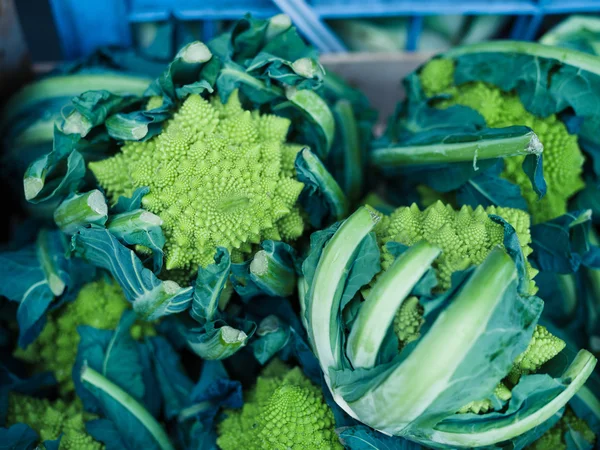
<box><xmin>370</xmin><ymin>201</ymin><xmax>567</xmax><ymax>416</ymax></box>
<box><xmin>392</xmin><ymin>296</ymin><xmax>424</xmax><ymax>349</ymax></box>
<box><xmin>217</xmin><ymin>360</ymin><xmax>342</xmax><ymax>450</ymax></box>
<box><xmin>509</xmin><ymin>325</ymin><xmax>567</xmax><ymax>384</ymax></box>
<box><xmin>374</xmin><ymin>201</ymin><xmax>538</xmax><ymax>295</ymax></box>
<box><xmin>456</xmin><ymin>324</ymin><xmax>566</xmax><ymax>415</ymax></box>
<box><xmin>6</xmin><ymin>393</ymin><xmax>103</xmax><ymax>449</ymax></box>
<box><xmin>89</xmin><ymin>90</ymin><xmax>306</xmax><ymax>271</ymax></box>
<box><xmin>419</xmin><ymin>58</ymin><xmax>585</xmax><ymax>223</ymax></box>
<box><xmin>14</xmin><ymin>279</ymin><xmax>154</xmax><ymax>395</ymax></box>
<box><xmin>457</xmin><ymin>382</ymin><xmax>512</xmax><ymax>414</ymax></box>
<box><xmin>529</xmin><ymin>407</ymin><xmax>596</xmax><ymax>450</ymax></box>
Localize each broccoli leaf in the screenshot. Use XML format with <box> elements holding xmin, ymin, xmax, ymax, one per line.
<box><xmin>187</xmin><ymin>319</ymin><xmax>256</xmax><ymax>361</ymax></box>
<box><xmin>230</xmin><ymin>241</ymin><xmax>297</xmax><ymax>299</ymax></box>
<box><xmin>296</xmin><ymin>148</ymin><xmax>349</xmax><ymax>227</ymax></box>
<box><xmin>71</xmin><ymin>226</ymin><xmax>193</xmax><ymax>320</ymax></box>
<box><xmin>531</xmin><ymin>210</ymin><xmax>600</xmax><ymax>273</ymax></box>
<box><xmin>250</xmin><ymin>315</ymin><xmax>292</xmax><ymax>364</ymax></box>
<box><xmin>338</xmin><ymin>425</ymin><xmax>423</xmax><ymax>450</ymax></box>
<box><xmin>0</xmin><ymin>229</ymin><xmax>93</xmax><ymax>347</ymax></box>
<box><xmin>146</xmin><ymin>336</ymin><xmax>194</xmax><ymax>420</ymax></box>
<box><xmin>0</xmin><ymin>423</ymin><xmax>39</xmax><ymax>450</ymax></box>
<box><xmin>191</xmin><ymin>247</ymin><xmax>230</xmax><ymax>324</ymax></box>
<box><xmin>457</xmin><ymin>161</ymin><xmax>528</xmax><ymax>210</ymax></box>
<box><xmin>73</xmin><ymin>311</ymin><xmax>148</xmax><ymax>413</ymax></box>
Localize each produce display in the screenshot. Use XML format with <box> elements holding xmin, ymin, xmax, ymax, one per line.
<box><xmin>0</xmin><ymin>13</ymin><xmax>599</xmax><ymax>450</ymax></box>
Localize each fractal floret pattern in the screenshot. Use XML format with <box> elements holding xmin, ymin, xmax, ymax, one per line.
<box><xmin>14</xmin><ymin>279</ymin><xmax>154</xmax><ymax>395</ymax></box>
<box><xmin>530</xmin><ymin>407</ymin><xmax>596</xmax><ymax>450</ymax></box>
<box><xmin>217</xmin><ymin>361</ymin><xmax>342</xmax><ymax>450</ymax></box>
<box><xmin>89</xmin><ymin>91</ymin><xmax>305</xmax><ymax>270</ymax></box>
<box><xmin>7</xmin><ymin>393</ymin><xmax>103</xmax><ymax>449</ymax></box>
<box><xmin>419</xmin><ymin>58</ymin><xmax>585</xmax><ymax>223</ymax></box>
<box><xmin>375</xmin><ymin>201</ymin><xmax>538</xmax><ymax>294</ymax></box>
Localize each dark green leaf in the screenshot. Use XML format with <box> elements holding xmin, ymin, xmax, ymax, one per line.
<box><xmin>187</xmin><ymin>319</ymin><xmax>256</xmax><ymax>360</ymax></box>
<box><xmin>296</xmin><ymin>148</ymin><xmax>348</xmax><ymax>228</ymax></box>
<box><xmin>72</xmin><ymin>227</ymin><xmax>193</xmax><ymax>320</ymax></box>
<box><xmin>0</xmin><ymin>424</ymin><xmax>39</xmax><ymax>450</ymax></box>
<box><xmin>191</xmin><ymin>247</ymin><xmax>230</xmax><ymax>324</ymax></box>
<box><xmin>338</xmin><ymin>425</ymin><xmax>423</xmax><ymax>450</ymax></box>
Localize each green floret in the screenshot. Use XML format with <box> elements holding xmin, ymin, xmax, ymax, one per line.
<box><xmin>6</xmin><ymin>393</ymin><xmax>103</xmax><ymax>449</ymax></box>
<box><xmin>458</xmin><ymin>325</ymin><xmax>566</xmax><ymax>415</ymax></box>
<box><xmin>89</xmin><ymin>90</ymin><xmax>306</xmax><ymax>271</ymax></box>
<box><xmin>508</xmin><ymin>325</ymin><xmax>567</xmax><ymax>384</ymax></box>
<box><xmin>14</xmin><ymin>279</ymin><xmax>155</xmax><ymax>395</ymax></box>
<box><xmin>419</xmin><ymin>58</ymin><xmax>585</xmax><ymax>223</ymax></box>
<box><xmin>374</xmin><ymin>201</ymin><xmax>538</xmax><ymax>295</ymax></box>
<box><xmin>217</xmin><ymin>360</ymin><xmax>343</xmax><ymax>450</ymax></box>
<box><xmin>369</xmin><ymin>201</ymin><xmax>563</xmax><ymax>417</ymax></box>
<box><xmin>457</xmin><ymin>382</ymin><xmax>512</xmax><ymax>415</ymax></box>
<box><xmin>392</xmin><ymin>296</ymin><xmax>424</xmax><ymax>349</ymax></box>
<box><xmin>529</xmin><ymin>407</ymin><xmax>596</xmax><ymax>450</ymax></box>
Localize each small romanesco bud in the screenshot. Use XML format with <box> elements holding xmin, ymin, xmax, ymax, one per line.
<box><xmin>14</xmin><ymin>279</ymin><xmax>155</xmax><ymax>395</ymax></box>
<box><xmin>393</xmin><ymin>296</ymin><xmax>424</xmax><ymax>349</ymax></box>
<box><xmin>457</xmin><ymin>382</ymin><xmax>512</xmax><ymax>415</ymax></box>
<box><xmin>529</xmin><ymin>407</ymin><xmax>596</xmax><ymax>450</ymax></box>
<box><xmin>217</xmin><ymin>360</ymin><xmax>343</xmax><ymax>450</ymax></box>
<box><xmin>146</xmin><ymin>95</ymin><xmax>164</xmax><ymax>110</ymax></box>
<box><xmin>419</xmin><ymin>60</ymin><xmax>585</xmax><ymax>223</ymax></box>
<box><xmin>90</xmin><ymin>90</ymin><xmax>307</xmax><ymax>273</ymax></box>
<box><xmin>419</xmin><ymin>58</ymin><xmax>455</xmax><ymax>98</ymax></box>
<box><xmin>508</xmin><ymin>325</ymin><xmax>566</xmax><ymax>384</ymax></box>
<box><xmin>6</xmin><ymin>393</ymin><xmax>103</xmax><ymax>450</ymax></box>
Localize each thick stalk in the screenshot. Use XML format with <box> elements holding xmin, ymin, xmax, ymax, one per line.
<box><xmin>81</xmin><ymin>365</ymin><xmax>176</xmax><ymax>450</ymax></box>
<box><xmin>371</xmin><ymin>128</ymin><xmax>542</xmax><ymax>168</ymax></box>
<box><xmin>308</xmin><ymin>206</ymin><xmax>380</xmax><ymax>373</ymax></box>
<box><xmin>347</xmin><ymin>248</ymin><xmax>518</xmax><ymax>433</ymax></box>
<box><xmin>54</xmin><ymin>190</ymin><xmax>108</xmax><ymax>234</ymax></box>
<box><xmin>347</xmin><ymin>241</ymin><xmax>440</xmax><ymax>369</ymax></box>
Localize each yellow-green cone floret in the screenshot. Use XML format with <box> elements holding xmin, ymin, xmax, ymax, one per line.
<box><xmin>14</xmin><ymin>279</ymin><xmax>155</xmax><ymax>395</ymax></box>
<box><xmin>393</xmin><ymin>296</ymin><xmax>424</xmax><ymax>349</ymax></box>
<box><xmin>375</xmin><ymin>201</ymin><xmax>538</xmax><ymax>294</ymax></box>
<box><xmin>146</xmin><ymin>95</ymin><xmax>163</xmax><ymax>110</ymax></box>
<box><xmin>509</xmin><ymin>325</ymin><xmax>566</xmax><ymax>384</ymax></box>
<box><xmin>420</xmin><ymin>58</ymin><xmax>455</xmax><ymax>98</ymax></box>
<box><xmin>529</xmin><ymin>407</ymin><xmax>596</xmax><ymax>450</ymax></box>
<box><xmin>458</xmin><ymin>382</ymin><xmax>512</xmax><ymax>415</ymax></box>
<box><xmin>89</xmin><ymin>91</ymin><xmax>306</xmax><ymax>271</ymax></box>
<box><xmin>217</xmin><ymin>360</ymin><xmax>343</xmax><ymax>450</ymax></box>
<box><xmin>419</xmin><ymin>58</ymin><xmax>585</xmax><ymax>223</ymax></box>
<box><xmin>6</xmin><ymin>393</ymin><xmax>103</xmax><ymax>449</ymax></box>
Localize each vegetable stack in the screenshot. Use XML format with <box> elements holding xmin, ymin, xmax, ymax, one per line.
<box><xmin>0</xmin><ymin>13</ymin><xmax>599</xmax><ymax>450</ymax></box>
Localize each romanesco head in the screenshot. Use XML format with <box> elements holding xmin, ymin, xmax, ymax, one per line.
<box><xmin>529</xmin><ymin>407</ymin><xmax>596</xmax><ymax>450</ymax></box>
<box><xmin>6</xmin><ymin>393</ymin><xmax>103</xmax><ymax>450</ymax></box>
<box><xmin>393</xmin><ymin>296</ymin><xmax>424</xmax><ymax>349</ymax></box>
<box><xmin>14</xmin><ymin>279</ymin><xmax>154</xmax><ymax>395</ymax></box>
<box><xmin>375</xmin><ymin>201</ymin><xmax>538</xmax><ymax>294</ymax></box>
<box><xmin>217</xmin><ymin>360</ymin><xmax>342</xmax><ymax>450</ymax></box>
<box><xmin>457</xmin><ymin>381</ymin><xmax>512</xmax><ymax>415</ymax></box>
<box><xmin>419</xmin><ymin>57</ymin><xmax>455</xmax><ymax>98</ymax></box>
<box><xmin>89</xmin><ymin>90</ymin><xmax>306</xmax><ymax>271</ymax></box>
<box><xmin>419</xmin><ymin>59</ymin><xmax>585</xmax><ymax>223</ymax></box>
<box><xmin>508</xmin><ymin>325</ymin><xmax>566</xmax><ymax>384</ymax></box>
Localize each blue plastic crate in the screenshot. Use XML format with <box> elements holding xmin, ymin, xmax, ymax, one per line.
<box><xmin>49</xmin><ymin>0</ymin><xmax>600</xmax><ymax>59</ymax></box>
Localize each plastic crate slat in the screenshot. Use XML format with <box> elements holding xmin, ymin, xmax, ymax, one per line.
<box><xmin>49</xmin><ymin>0</ymin><xmax>131</xmax><ymax>59</ymax></box>
<box><xmin>272</xmin><ymin>0</ymin><xmax>347</xmax><ymax>52</ymax></box>
<box><xmin>48</xmin><ymin>0</ymin><xmax>600</xmax><ymax>59</ymax></box>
